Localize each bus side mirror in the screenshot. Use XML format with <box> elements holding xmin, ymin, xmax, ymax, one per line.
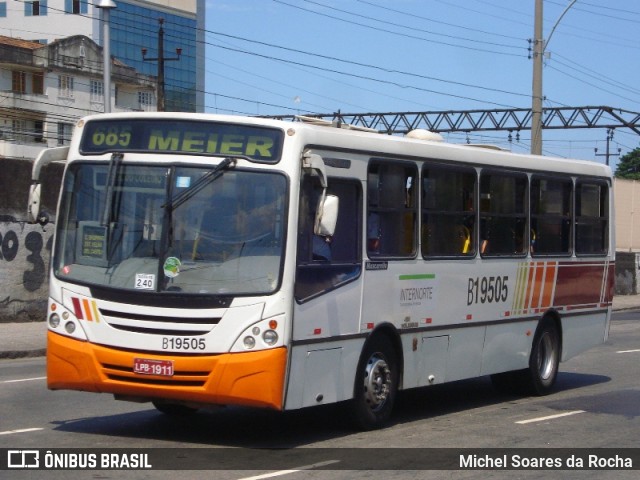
<box><xmin>27</xmin><ymin>183</ymin><xmax>50</xmax><ymax>226</ymax></box>
<box><xmin>27</xmin><ymin>146</ymin><xmax>69</xmax><ymax>225</ymax></box>
<box><xmin>27</xmin><ymin>183</ymin><xmax>42</xmax><ymax>224</ymax></box>
<box><xmin>314</xmin><ymin>194</ymin><xmax>339</xmax><ymax>237</ymax></box>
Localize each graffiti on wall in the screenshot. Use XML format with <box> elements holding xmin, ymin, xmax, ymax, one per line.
<box><xmin>0</xmin><ymin>222</ymin><xmax>54</xmax><ymax>321</ymax></box>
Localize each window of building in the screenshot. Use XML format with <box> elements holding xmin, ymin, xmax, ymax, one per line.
<box><xmin>138</xmin><ymin>91</ymin><xmax>154</xmax><ymax>109</ymax></box>
<box><xmin>480</xmin><ymin>171</ymin><xmax>527</xmax><ymax>256</ymax></box>
<box><xmin>12</xmin><ymin>119</ymin><xmax>27</xmax><ymax>141</ymax></box>
<box><xmin>25</xmin><ymin>1</ymin><xmax>47</xmax><ymax>16</ymax></box>
<box><xmin>367</xmin><ymin>161</ymin><xmax>418</xmax><ymax>258</ymax></box>
<box><xmin>0</xmin><ymin>3</ymin><xmax>7</xmax><ymax>17</ymax></box>
<box><xmin>65</xmin><ymin>0</ymin><xmax>88</xmax><ymax>14</ymax></box>
<box><xmin>90</xmin><ymin>80</ymin><xmax>104</xmax><ymax>103</ymax></box>
<box><xmin>34</xmin><ymin>120</ymin><xmax>44</xmax><ymax>143</ymax></box>
<box><xmin>12</xmin><ymin>71</ymin><xmax>26</xmax><ymax>93</ymax></box>
<box><xmin>32</xmin><ymin>72</ymin><xmax>44</xmax><ymax>95</ymax></box>
<box><xmin>58</xmin><ymin>75</ymin><xmax>74</xmax><ymax>98</ymax></box>
<box><xmin>295</xmin><ymin>175</ymin><xmax>362</xmax><ymax>302</ymax></box>
<box><xmin>57</xmin><ymin>123</ymin><xmax>73</xmax><ymax>146</ymax></box>
<box><xmin>422</xmin><ymin>165</ymin><xmax>476</xmax><ymax>257</ymax></box>
<box><xmin>531</xmin><ymin>177</ymin><xmax>572</xmax><ymax>256</ymax></box>
<box><xmin>575</xmin><ymin>181</ymin><xmax>609</xmax><ymax>255</ymax></box>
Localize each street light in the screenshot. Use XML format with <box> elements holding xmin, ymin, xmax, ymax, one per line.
<box><xmin>97</xmin><ymin>0</ymin><xmax>117</xmax><ymax>113</ymax></box>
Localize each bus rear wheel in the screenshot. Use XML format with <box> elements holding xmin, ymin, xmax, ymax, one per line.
<box><xmin>527</xmin><ymin>318</ymin><xmax>560</xmax><ymax>395</ymax></box>
<box><xmin>351</xmin><ymin>335</ymin><xmax>398</xmax><ymax>430</ymax></box>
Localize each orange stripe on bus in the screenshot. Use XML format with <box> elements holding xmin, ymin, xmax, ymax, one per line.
<box><xmin>541</xmin><ymin>262</ymin><xmax>557</xmax><ymax>308</ymax></box>
<box><xmin>82</xmin><ymin>299</ymin><xmax>93</xmax><ymax>321</ymax></box>
<box><xmin>525</xmin><ymin>262</ymin><xmax>536</xmax><ymax>310</ymax></box>
<box><xmin>530</xmin><ymin>262</ymin><xmax>545</xmax><ymax>309</ymax></box>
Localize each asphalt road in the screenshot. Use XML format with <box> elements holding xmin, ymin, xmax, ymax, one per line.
<box><xmin>1</xmin><ymin>312</ymin><xmax>638</xmax><ymax>480</ymax></box>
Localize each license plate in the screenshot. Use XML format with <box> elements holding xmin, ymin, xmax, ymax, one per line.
<box><xmin>133</xmin><ymin>358</ymin><xmax>174</xmax><ymax>377</ymax></box>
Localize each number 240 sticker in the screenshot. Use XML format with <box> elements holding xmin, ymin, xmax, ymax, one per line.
<box><xmin>135</xmin><ymin>273</ymin><xmax>155</xmax><ymax>290</ymax></box>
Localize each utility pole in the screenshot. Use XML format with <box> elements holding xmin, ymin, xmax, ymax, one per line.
<box><xmin>594</xmin><ymin>129</ymin><xmax>622</xmax><ymax>166</ymax></box>
<box><xmin>98</xmin><ymin>0</ymin><xmax>117</xmax><ymax>113</ymax></box>
<box><xmin>531</xmin><ymin>0</ymin><xmax>544</xmax><ymax>155</ymax></box>
<box><xmin>530</xmin><ymin>0</ymin><xmax>577</xmax><ymax>156</ymax></box>
<box><xmin>142</xmin><ymin>18</ymin><xmax>181</xmax><ymax>112</ymax></box>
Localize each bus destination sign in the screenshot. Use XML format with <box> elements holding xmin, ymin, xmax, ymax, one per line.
<box><xmin>80</xmin><ymin>119</ymin><xmax>284</xmax><ymax>162</ymax></box>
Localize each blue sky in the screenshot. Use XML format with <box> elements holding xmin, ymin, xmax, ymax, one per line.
<box><xmin>204</xmin><ymin>0</ymin><xmax>640</xmax><ymax>169</ymax></box>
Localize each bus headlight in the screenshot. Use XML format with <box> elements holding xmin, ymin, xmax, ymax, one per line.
<box><xmin>263</xmin><ymin>330</ymin><xmax>278</xmax><ymax>346</ymax></box>
<box><xmin>231</xmin><ymin>315</ymin><xmax>284</xmax><ymax>352</ymax></box>
<box><xmin>64</xmin><ymin>321</ymin><xmax>76</xmax><ymax>334</ymax></box>
<box><xmin>49</xmin><ymin>313</ymin><xmax>61</xmax><ymax>328</ymax></box>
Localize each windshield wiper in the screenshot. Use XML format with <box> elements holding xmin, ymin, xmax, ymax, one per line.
<box><xmin>101</xmin><ymin>152</ymin><xmax>124</xmax><ymax>226</ymax></box>
<box><xmin>162</xmin><ymin>157</ymin><xmax>236</xmax><ymax>212</ymax></box>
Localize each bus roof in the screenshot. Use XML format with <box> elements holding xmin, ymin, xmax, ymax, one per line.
<box><xmin>75</xmin><ymin>112</ymin><xmax>612</xmax><ymax>179</ymax></box>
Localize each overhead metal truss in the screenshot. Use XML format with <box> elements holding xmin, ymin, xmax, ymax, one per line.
<box><xmin>263</xmin><ymin>106</ymin><xmax>640</xmax><ymax>136</ymax></box>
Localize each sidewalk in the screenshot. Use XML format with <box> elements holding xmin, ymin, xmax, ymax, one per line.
<box><xmin>2</xmin><ymin>295</ymin><xmax>640</xmax><ymax>360</ymax></box>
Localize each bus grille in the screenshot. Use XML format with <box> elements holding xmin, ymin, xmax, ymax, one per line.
<box><xmin>99</xmin><ymin>308</ymin><xmax>221</xmax><ymax>336</ymax></box>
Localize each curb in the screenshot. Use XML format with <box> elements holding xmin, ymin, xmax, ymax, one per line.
<box><xmin>0</xmin><ymin>348</ymin><xmax>46</xmax><ymax>360</ymax></box>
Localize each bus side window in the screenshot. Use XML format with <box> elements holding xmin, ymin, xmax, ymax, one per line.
<box><xmin>531</xmin><ymin>177</ymin><xmax>572</xmax><ymax>256</ymax></box>
<box><xmin>575</xmin><ymin>181</ymin><xmax>609</xmax><ymax>255</ymax></box>
<box><xmin>295</xmin><ymin>176</ymin><xmax>362</xmax><ymax>302</ymax></box>
<box><xmin>367</xmin><ymin>160</ymin><xmax>417</xmax><ymax>258</ymax></box>
<box><xmin>422</xmin><ymin>165</ymin><xmax>476</xmax><ymax>258</ymax></box>
<box><xmin>480</xmin><ymin>171</ymin><xmax>527</xmax><ymax>257</ymax></box>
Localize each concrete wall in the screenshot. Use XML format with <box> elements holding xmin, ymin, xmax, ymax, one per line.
<box><xmin>0</xmin><ymin>158</ymin><xmax>63</xmax><ymax>323</ymax></box>
<box><xmin>614</xmin><ymin>178</ymin><xmax>640</xmax><ymax>253</ymax></box>
<box><xmin>615</xmin><ymin>252</ymin><xmax>640</xmax><ymax>295</ymax></box>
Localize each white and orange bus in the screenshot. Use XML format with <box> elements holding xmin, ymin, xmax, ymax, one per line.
<box><xmin>28</xmin><ymin>113</ymin><xmax>614</xmax><ymax>429</ymax></box>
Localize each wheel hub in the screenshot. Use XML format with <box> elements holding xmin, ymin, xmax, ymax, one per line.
<box><xmin>363</xmin><ymin>353</ymin><xmax>391</xmax><ymax>411</ymax></box>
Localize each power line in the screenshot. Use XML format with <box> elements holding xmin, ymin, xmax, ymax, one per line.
<box><xmin>272</xmin><ymin>0</ymin><xmax>524</xmax><ymax>58</ymax></box>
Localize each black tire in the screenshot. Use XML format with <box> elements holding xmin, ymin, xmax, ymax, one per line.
<box><xmin>152</xmin><ymin>401</ymin><xmax>199</xmax><ymax>416</ymax></box>
<box><xmin>527</xmin><ymin>318</ymin><xmax>561</xmax><ymax>395</ymax></box>
<box><xmin>351</xmin><ymin>335</ymin><xmax>399</xmax><ymax>430</ymax></box>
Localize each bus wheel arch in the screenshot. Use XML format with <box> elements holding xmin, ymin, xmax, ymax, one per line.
<box><xmin>491</xmin><ymin>312</ymin><xmax>563</xmax><ymax>396</ymax></box>
<box><xmin>350</xmin><ymin>326</ymin><xmax>401</xmax><ymax>430</ymax></box>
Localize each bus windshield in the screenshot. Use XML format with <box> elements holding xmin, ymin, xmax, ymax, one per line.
<box><xmin>53</xmin><ymin>162</ymin><xmax>287</xmax><ymax>296</ymax></box>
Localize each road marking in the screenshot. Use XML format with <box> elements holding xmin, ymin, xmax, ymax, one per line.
<box><xmin>2</xmin><ymin>376</ymin><xmax>46</xmax><ymax>384</ymax></box>
<box><xmin>516</xmin><ymin>410</ymin><xmax>585</xmax><ymax>425</ymax></box>
<box><xmin>0</xmin><ymin>428</ymin><xmax>44</xmax><ymax>436</ymax></box>
<box><xmin>617</xmin><ymin>349</ymin><xmax>640</xmax><ymax>353</ymax></box>
<box><xmin>237</xmin><ymin>460</ymin><xmax>340</xmax><ymax>480</ymax></box>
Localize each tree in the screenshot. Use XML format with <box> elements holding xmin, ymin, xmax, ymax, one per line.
<box><xmin>615</xmin><ymin>147</ymin><xmax>640</xmax><ymax>179</ymax></box>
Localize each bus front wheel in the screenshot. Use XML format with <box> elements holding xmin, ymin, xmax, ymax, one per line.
<box><xmin>351</xmin><ymin>335</ymin><xmax>398</xmax><ymax>430</ymax></box>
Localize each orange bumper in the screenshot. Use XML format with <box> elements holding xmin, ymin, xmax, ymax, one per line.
<box><xmin>47</xmin><ymin>331</ymin><xmax>287</xmax><ymax>410</ymax></box>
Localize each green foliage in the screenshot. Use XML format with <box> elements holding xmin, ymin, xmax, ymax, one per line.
<box><xmin>615</xmin><ymin>148</ymin><xmax>640</xmax><ymax>179</ymax></box>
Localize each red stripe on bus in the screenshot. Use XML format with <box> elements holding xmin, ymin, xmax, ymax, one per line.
<box><xmin>554</xmin><ymin>262</ymin><xmax>608</xmax><ymax>308</ymax></box>
<box><xmin>71</xmin><ymin>297</ymin><xmax>83</xmax><ymax>320</ymax></box>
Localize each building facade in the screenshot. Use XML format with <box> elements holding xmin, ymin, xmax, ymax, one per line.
<box><xmin>0</xmin><ymin>34</ymin><xmax>156</xmax><ymax>160</ymax></box>
<box><xmin>0</xmin><ymin>0</ymin><xmax>204</xmax><ymax>113</ymax></box>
